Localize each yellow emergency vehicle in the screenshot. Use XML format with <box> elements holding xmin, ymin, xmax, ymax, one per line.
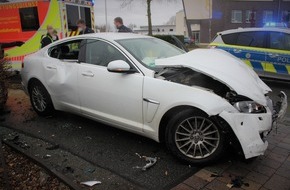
<box><xmin>0</xmin><ymin>0</ymin><xmax>95</xmax><ymax>70</ymax></box>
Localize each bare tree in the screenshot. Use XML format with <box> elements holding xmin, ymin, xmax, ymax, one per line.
<box><xmin>128</xmin><ymin>23</ymin><xmax>137</xmax><ymax>30</ymax></box>
<box><xmin>121</xmin><ymin>0</ymin><xmax>176</xmax><ymax>36</ymax></box>
<box><xmin>96</xmin><ymin>24</ymin><xmax>111</xmax><ymax>32</ymax></box>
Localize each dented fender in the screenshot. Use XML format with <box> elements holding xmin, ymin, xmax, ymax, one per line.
<box><xmin>219</xmin><ymin>108</ymin><xmax>272</xmax><ymax>159</ymax></box>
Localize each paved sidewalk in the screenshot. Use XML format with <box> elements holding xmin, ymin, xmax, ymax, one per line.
<box><xmin>172</xmin><ymin>120</ymin><xmax>290</xmax><ymax>190</ymax></box>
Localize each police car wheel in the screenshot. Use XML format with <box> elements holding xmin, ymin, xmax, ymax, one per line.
<box><xmin>29</xmin><ymin>80</ymin><xmax>54</xmax><ymax>116</ymax></box>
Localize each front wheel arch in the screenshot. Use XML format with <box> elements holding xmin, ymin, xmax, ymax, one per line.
<box><xmin>159</xmin><ymin>106</ymin><xmax>208</xmax><ymax>143</ymax></box>
<box><xmin>159</xmin><ymin>106</ymin><xmax>244</xmax><ymax>163</ymax></box>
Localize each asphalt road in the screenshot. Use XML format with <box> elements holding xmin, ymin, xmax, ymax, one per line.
<box><xmin>1</xmin><ymin>89</ymin><xmax>198</xmax><ymax>189</ymax></box>
<box><xmin>1</xmin><ymin>77</ymin><xmax>290</xmax><ymax>189</ymax></box>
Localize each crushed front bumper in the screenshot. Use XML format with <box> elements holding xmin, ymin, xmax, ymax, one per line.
<box><xmin>272</xmin><ymin>91</ymin><xmax>288</xmax><ymax>126</ymax></box>
<box><xmin>219</xmin><ymin>91</ymin><xmax>288</xmax><ymax>159</ymax></box>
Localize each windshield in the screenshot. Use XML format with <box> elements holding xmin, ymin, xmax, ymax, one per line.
<box><xmin>117</xmin><ymin>38</ymin><xmax>185</xmax><ymax>69</ymax></box>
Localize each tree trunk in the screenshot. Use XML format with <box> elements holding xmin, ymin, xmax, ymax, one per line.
<box><xmin>147</xmin><ymin>0</ymin><xmax>152</xmax><ymax>36</ymax></box>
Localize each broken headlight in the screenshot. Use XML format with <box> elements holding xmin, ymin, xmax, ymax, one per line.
<box><xmin>233</xmin><ymin>101</ymin><xmax>266</xmax><ymax>113</ymax></box>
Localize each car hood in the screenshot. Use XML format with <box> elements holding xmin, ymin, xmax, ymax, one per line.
<box><xmin>155</xmin><ymin>49</ymin><xmax>271</xmax><ymax>105</ymax></box>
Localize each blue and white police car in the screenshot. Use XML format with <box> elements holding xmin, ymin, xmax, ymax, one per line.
<box><xmin>210</xmin><ymin>27</ymin><xmax>290</xmax><ymax>80</ymax></box>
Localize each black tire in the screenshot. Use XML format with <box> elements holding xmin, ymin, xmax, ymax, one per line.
<box><xmin>29</xmin><ymin>80</ymin><xmax>54</xmax><ymax>116</ymax></box>
<box><xmin>165</xmin><ymin>109</ymin><xmax>226</xmax><ymax>165</ymax></box>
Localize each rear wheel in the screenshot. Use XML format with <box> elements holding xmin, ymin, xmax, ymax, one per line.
<box><xmin>165</xmin><ymin>109</ymin><xmax>225</xmax><ymax>165</ymax></box>
<box><xmin>29</xmin><ymin>80</ymin><xmax>54</xmax><ymax>116</ymax></box>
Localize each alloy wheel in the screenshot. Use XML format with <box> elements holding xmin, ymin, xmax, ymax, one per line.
<box><xmin>31</xmin><ymin>86</ymin><xmax>47</xmax><ymax>112</ymax></box>
<box><xmin>175</xmin><ymin>117</ymin><xmax>220</xmax><ymax>159</ymax></box>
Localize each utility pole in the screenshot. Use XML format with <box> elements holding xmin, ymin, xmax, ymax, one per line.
<box><xmin>278</xmin><ymin>0</ymin><xmax>281</xmax><ymax>22</ymax></box>
<box><xmin>208</xmin><ymin>0</ymin><xmax>212</xmax><ymax>42</ymax></box>
<box><xmin>105</xmin><ymin>0</ymin><xmax>108</xmax><ymax>32</ymax></box>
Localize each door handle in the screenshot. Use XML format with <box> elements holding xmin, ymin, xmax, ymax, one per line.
<box><xmin>233</xmin><ymin>49</ymin><xmax>242</xmax><ymax>53</ymax></box>
<box><xmin>46</xmin><ymin>66</ymin><xmax>57</xmax><ymax>70</ymax></box>
<box><xmin>268</xmin><ymin>53</ymin><xmax>279</xmax><ymax>58</ymax></box>
<box><xmin>81</xmin><ymin>72</ymin><xmax>94</xmax><ymax>77</ymax></box>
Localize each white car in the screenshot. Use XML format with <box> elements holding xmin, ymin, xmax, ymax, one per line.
<box><xmin>21</xmin><ymin>33</ymin><xmax>287</xmax><ymax>164</ymax></box>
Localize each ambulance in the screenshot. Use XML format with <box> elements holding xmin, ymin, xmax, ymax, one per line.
<box><xmin>210</xmin><ymin>27</ymin><xmax>290</xmax><ymax>80</ymax></box>
<box><xmin>0</xmin><ymin>0</ymin><xmax>95</xmax><ymax>70</ymax></box>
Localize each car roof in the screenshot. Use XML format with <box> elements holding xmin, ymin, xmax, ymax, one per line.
<box><xmin>217</xmin><ymin>27</ymin><xmax>290</xmax><ymax>35</ymax></box>
<box><xmin>62</xmin><ymin>32</ymin><xmax>153</xmax><ymax>41</ymax></box>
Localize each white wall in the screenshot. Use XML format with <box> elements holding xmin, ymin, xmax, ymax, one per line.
<box><xmin>183</xmin><ymin>0</ymin><xmax>212</xmax><ymax>19</ymax></box>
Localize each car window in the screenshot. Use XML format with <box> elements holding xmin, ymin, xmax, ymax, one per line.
<box><xmin>49</xmin><ymin>40</ymin><xmax>83</xmax><ymax>60</ymax></box>
<box><xmin>85</xmin><ymin>40</ymin><xmax>128</xmax><ymax>67</ymax></box>
<box><xmin>221</xmin><ymin>33</ymin><xmax>238</xmax><ymax>45</ymax></box>
<box><xmin>117</xmin><ymin>38</ymin><xmax>184</xmax><ymax>69</ymax></box>
<box><xmin>269</xmin><ymin>32</ymin><xmax>290</xmax><ymax>51</ymax></box>
<box><xmin>236</xmin><ymin>32</ymin><xmax>266</xmax><ymax>48</ymax></box>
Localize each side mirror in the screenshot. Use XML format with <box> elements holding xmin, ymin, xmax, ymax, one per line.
<box><xmin>107</xmin><ymin>60</ymin><xmax>135</xmax><ymax>73</ymax></box>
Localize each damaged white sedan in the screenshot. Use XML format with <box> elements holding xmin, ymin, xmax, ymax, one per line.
<box><xmin>21</xmin><ymin>33</ymin><xmax>287</xmax><ymax>164</ymax></box>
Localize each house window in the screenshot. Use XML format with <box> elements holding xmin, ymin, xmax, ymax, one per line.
<box><xmin>231</xmin><ymin>10</ymin><xmax>242</xmax><ymax>23</ymax></box>
<box><xmin>282</xmin><ymin>11</ymin><xmax>290</xmax><ymax>23</ymax></box>
<box><xmin>263</xmin><ymin>11</ymin><xmax>273</xmax><ymax>23</ymax></box>
<box><xmin>170</xmin><ymin>29</ymin><xmax>173</xmax><ymax>31</ymax></box>
<box><xmin>246</xmin><ymin>10</ymin><xmax>256</xmax><ymax>23</ymax></box>
<box><xmin>19</xmin><ymin>7</ymin><xmax>40</xmax><ymax>31</ymax></box>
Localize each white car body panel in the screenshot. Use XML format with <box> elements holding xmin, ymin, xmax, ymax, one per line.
<box><xmin>21</xmin><ymin>33</ymin><xmax>284</xmax><ymax>161</ymax></box>
<box><xmin>78</xmin><ymin>63</ymin><xmax>144</xmax><ymax>133</ymax></box>
<box><xmin>155</xmin><ymin>49</ymin><xmax>271</xmax><ymax>106</ymax></box>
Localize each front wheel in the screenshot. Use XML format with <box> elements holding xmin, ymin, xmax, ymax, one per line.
<box><xmin>165</xmin><ymin>109</ymin><xmax>226</xmax><ymax>165</ymax></box>
<box><xmin>29</xmin><ymin>80</ymin><xmax>54</xmax><ymax>116</ymax></box>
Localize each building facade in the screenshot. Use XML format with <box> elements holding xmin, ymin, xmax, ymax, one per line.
<box><xmin>183</xmin><ymin>0</ymin><xmax>290</xmax><ymax>43</ymax></box>
<box><xmin>133</xmin><ymin>25</ymin><xmax>176</xmax><ymax>35</ymax></box>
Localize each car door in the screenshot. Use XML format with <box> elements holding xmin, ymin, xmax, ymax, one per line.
<box><xmin>266</xmin><ymin>31</ymin><xmax>290</xmax><ymax>80</ymax></box>
<box><xmin>228</xmin><ymin>31</ymin><xmax>267</xmax><ymax>77</ymax></box>
<box><xmin>43</xmin><ymin>39</ymin><xmax>83</xmax><ymax>113</ymax></box>
<box><xmin>78</xmin><ymin>39</ymin><xmax>144</xmax><ymax>132</ymax></box>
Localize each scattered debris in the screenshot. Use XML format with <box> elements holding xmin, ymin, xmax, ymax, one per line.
<box><xmin>227</xmin><ymin>175</ymin><xmax>249</xmax><ymax>188</ymax></box>
<box><xmin>62</xmin><ymin>166</ymin><xmax>74</xmax><ymax>174</ymax></box>
<box><xmin>19</xmin><ymin>141</ymin><xmax>30</xmax><ymax>150</ymax></box>
<box><xmin>85</xmin><ymin>136</ymin><xmax>92</xmax><ymax>140</ymax></box>
<box><xmin>84</xmin><ymin>168</ymin><xmax>96</xmax><ymax>174</ymax></box>
<box><xmin>43</xmin><ymin>154</ymin><xmax>52</xmax><ymax>159</ymax></box>
<box><xmin>134</xmin><ymin>153</ymin><xmax>157</xmax><ymax>171</ymax></box>
<box><xmin>165</xmin><ymin>171</ymin><xmax>168</xmax><ymax>176</ymax></box>
<box><xmin>7</xmin><ymin>135</ymin><xmax>30</xmax><ymax>150</ymax></box>
<box><xmin>80</xmin><ymin>181</ymin><xmax>101</xmax><ymax>187</ymax></box>
<box><xmin>46</xmin><ymin>144</ymin><xmax>60</xmax><ymax>150</ymax></box>
<box><xmin>210</xmin><ymin>172</ymin><xmax>223</xmax><ymax>177</ymax></box>
<box><xmin>7</xmin><ymin>134</ymin><xmax>19</xmax><ymax>141</ymax></box>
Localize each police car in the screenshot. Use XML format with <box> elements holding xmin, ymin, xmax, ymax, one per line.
<box><xmin>210</xmin><ymin>27</ymin><xmax>290</xmax><ymax>80</ymax></box>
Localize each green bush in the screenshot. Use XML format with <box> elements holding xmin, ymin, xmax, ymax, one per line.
<box><xmin>0</xmin><ymin>58</ymin><xmax>10</xmax><ymax>110</ymax></box>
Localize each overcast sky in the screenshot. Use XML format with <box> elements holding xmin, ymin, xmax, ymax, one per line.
<box><xmin>94</xmin><ymin>0</ymin><xmax>183</xmax><ymax>28</ymax></box>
